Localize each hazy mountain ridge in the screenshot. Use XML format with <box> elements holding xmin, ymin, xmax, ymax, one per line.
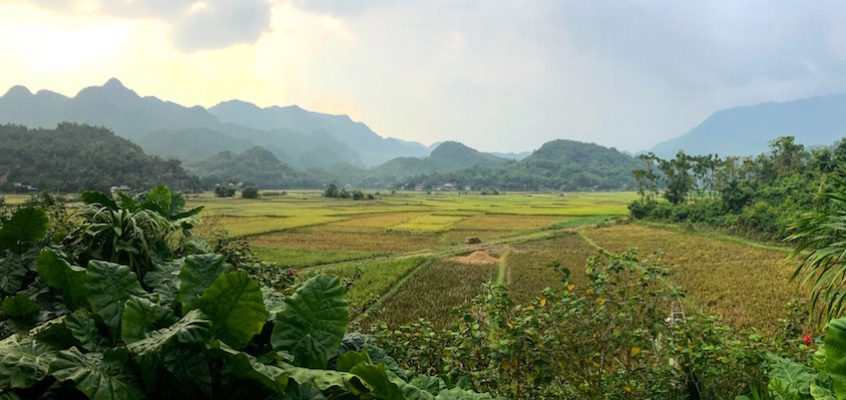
<box><xmin>649</xmin><ymin>93</ymin><xmax>846</xmax><ymax>158</ymax></box>
<box><xmin>0</xmin><ymin>79</ymin><xmax>427</xmax><ymax>168</ymax></box>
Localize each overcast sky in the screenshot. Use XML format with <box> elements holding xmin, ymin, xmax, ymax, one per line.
<box><xmin>3</xmin><ymin>1</ymin><xmax>846</xmax><ymax>153</ymax></box>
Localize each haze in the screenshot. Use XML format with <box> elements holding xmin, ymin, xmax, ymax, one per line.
<box><xmin>2</xmin><ymin>0</ymin><xmax>845</xmax><ymax>153</ymax></box>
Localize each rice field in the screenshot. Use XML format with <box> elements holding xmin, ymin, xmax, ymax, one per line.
<box><xmin>184</xmin><ymin>191</ymin><xmax>801</xmax><ymax>334</ymax></box>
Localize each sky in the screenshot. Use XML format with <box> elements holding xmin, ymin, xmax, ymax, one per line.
<box><xmin>2</xmin><ymin>1</ymin><xmax>846</xmax><ymax>153</ymax></box>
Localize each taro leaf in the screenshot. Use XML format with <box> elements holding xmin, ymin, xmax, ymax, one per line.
<box><xmin>271</xmin><ymin>275</ymin><xmax>348</xmax><ymax>369</ymax></box>
<box><xmin>121</xmin><ymin>296</ymin><xmax>176</xmax><ymax>344</ymax></box>
<box><xmin>50</xmin><ymin>347</ymin><xmax>144</xmax><ymax>400</ymax></box>
<box><xmin>114</xmin><ymin>191</ymin><xmax>139</xmax><ymax>212</ymax></box>
<box><xmin>197</xmin><ymin>270</ymin><xmax>267</xmax><ymax>348</ymax></box>
<box><xmin>210</xmin><ymin>340</ymin><xmax>288</xmax><ymax>393</ymax></box>
<box><xmin>286</xmin><ymin>382</ymin><xmax>327</xmax><ymax>400</ymax></box>
<box><xmin>64</xmin><ymin>310</ymin><xmax>109</xmax><ymax>352</ymax></box>
<box><xmin>282</xmin><ymin>363</ymin><xmax>366</xmax><ymax>394</ymax></box>
<box><xmin>177</xmin><ymin>254</ymin><xmax>226</xmax><ymax>310</ymax></box>
<box><xmin>824</xmin><ymin>317</ymin><xmax>846</xmax><ymax>398</ymax></box>
<box><xmin>1</xmin><ymin>294</ymin><xmax>40</xmax><ymax>319</ymax></box>
<box><xmin>0</xmin><ymin>391</ymin><xmax>22</xmax><ymax>400</ymax></box>
<box><xmin>0</xmin><ymin>334</ymin><xmax>57</xmax><ymax>389</ymax></box>
<box><xmin>0</xmin><ymin>207</ymin><xmax>48</xmax><ymax>248</ymax></box>
<box><xmin>141</xmin><ymin>185</ymin><xmax>171</xmax><ymax>216</ymax></box>
<box><xmin>410</xmin><ymin>375</ymin><xmax>447</xmax><ymax>396</ymax></box>
<box><xmin>85</xmin><ymin>261</ymin><xmax>146</xmax><ymax>336</ymax></box>
<box><xmin>143</xmin><ymin>260</ymin><xmax>181</xmax><ymax>305</ymax></box>
<box><xmin>766</xmin><ymin>353</ymin><xmax>815</xmax><ymax>399</ymax></box>
<box><xmin>36</xmin><ymin>249</ymin><xmax>87</xmax><ymax>308</ymax></box>
<box><xmin>336</xmin><ymin>350</ymin><xmax>371</xmax><ymax>372</ymax></box>
<box><xmin>127</xmin><ymin>309</ymin><xmax>212</xmax><ymax>358</ymax></box>
<box><xmin>811</xmin><ymin>384</ymin><xmax>836</xmax><ymax>400</ymax></box>
<box><xmin>435</xmin><ymin>388</ymin><xmax>497</xmax><ymax>399</ymax></box>
<box><xmin>350</xmin><ymin>362</ymin><xmax>435</xmax><ymax>400</ymax></box>
<box><xmin>0</xmin><ymin>255</ymin><xmax>27</xmax><ymax>293</ymax></box>
<box><xmin>80</xmin><ymin>191</ymin><xmax>117</xmax><ymax>210</ymax></box>
<box><xmin>262</xmin><ymin>286</ymin><xmax>286</xmax><ymax>320</ymax></box>
<box><xmin>160</xmin><ymin>344</ymin><xmax>212</xmax><ymax>393</ymax></box>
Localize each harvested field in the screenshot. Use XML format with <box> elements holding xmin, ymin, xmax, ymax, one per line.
<box><xmin>505</xmin><ymin>233</ymin><xmax>597</xmax><ymax>303</ymax></box>
<box><xmin>583</xmin><ymin>223</ymin><xmax>799</xmax><ymax>334</ymax></box>
<box><xmin>373</xmin><ymin>260</ymin><xmax>498</xmax><ymax>328</ymax></box>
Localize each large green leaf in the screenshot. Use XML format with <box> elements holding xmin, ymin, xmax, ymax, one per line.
<box><xmin>0</xmin><ymin>255</ymin><xmax>27</xmax><ymax>293</ymax></box>
<box><xmin>0</xmin><ymin>334</ymin><xmax>56</xmax><ymax>389</ymax></box>
<box><xmin>127</xmin><ymin>309</ymin><xmax>212</xmax><ymax>358</ymax></box>
<box><xmin>50</xmin><ymin>347</ymin><xmax>144</xmax><ymax>400</ymax></box>
<box><xmin>767</xmin><ymin>353</ymin><xmax>816</xmax><ymax>399</ymax></box>
<box><xmin>142</xmin><ymin>185</ymin><xmax>172</xmax><ymax>216</ymax></box>
<box><xmin>143</xmin><ymin>260</ymin><xmax>180</xmax><ymax>305</ymax></box>
<box><xmin>36</xmin><ymin>248</ymin><xmax>87</xmax><ymax>308</ymax></box>
<box><xmin>282</xmin><ymin>364</ymin><xmax>366</xmax><ymax>394</ymax></box>
<box><xmin>0</xmin><ymin>207</ymin><xmax>48</xmax><ymax>248</ymax></box>
<box><xmin>351</xmin><ymin>362</ymin><xmax>435</xmax><ymax>400</ymax></box>
<box><xmin>210</xmin><ymin>341</ymin><xmax>288</xmax><ymax>393</ymax></box>
<box><xmin>271</xmin><ymin>275</ymin><xmax>348</xmax><ymax>368</ymax></box>
<box><xmin>197</xmin><ymin>270</ymin><xmax>267</xmax><ymax>348</ymax></box>
<box><xmin>121</xmin><ymin>296</ymin><xmax>176</xmax><ymax>344</ymax></box>
<box><xmin>177</xmin><ymin>254</ymin><xmax>226</xmax><ymax>309</ymax></box>
<box><xmin>80</xmin><ymin>191</ymin><xmax>118</xmax><ymax>210</ymax></box>
<box><xmin>1</xmin><ymin>294</ymin><xmax>40</xmax><ymax>319</ymax></box>
<box><xmin>85</xmin><ymin>261</ymin><xmax>146</xmax><ymax>336</ymax></box>
<box><xmin>824</xmin><ymin>317</ymin><xmax>846</xmax><ymax>398</ymax></box>
<box><xmin>435</xmin><ymin>388</ymin><xmax>497</xmax><ymax>399</ymax></box>
<box><xmin>64</xmin><ymin>310</ymin><xmax>109</xmax><ymax>352</ymax></box>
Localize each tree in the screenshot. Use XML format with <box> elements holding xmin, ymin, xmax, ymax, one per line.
<box><xmin>241</xmin><ymin>186</ymin><xmax>259</xmax><ymax>199</ymax></box>
<box><xmin>324</xmin><ymin>183</ymin><xmax>339</xmax><ymax>198</ymax></box>
<box><xmin>214</xmin><ymin>185</ymin><xmax>236</xmax><ymax>197</ymax></box>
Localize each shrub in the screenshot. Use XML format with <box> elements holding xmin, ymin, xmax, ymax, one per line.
<box><xmin>241</xmin><ymin>186</ymin><xmax>259</xmax><ymax>199</ymax></box>
<box><xmin>214</xmin><ymin>185</ymin><xmax>236</xmax><ymax>197</ymax></box>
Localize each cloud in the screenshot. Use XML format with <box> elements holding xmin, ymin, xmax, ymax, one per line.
<box><xmin>29</xmin><ymin>0</ymin><xmax>272</xmax><ymax>51</ymax></box>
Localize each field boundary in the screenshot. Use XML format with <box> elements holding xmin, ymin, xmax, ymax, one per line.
<box><xmin>635</xmin><ymin>220</ymin><xmax>792</xmax><ymax>254</ymax></box>
<box><xmin>352</xmin><ymin>257</ymin><xmax>435</xmax><ymax>324</ymax></box>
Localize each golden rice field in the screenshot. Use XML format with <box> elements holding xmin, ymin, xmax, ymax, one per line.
<box><xmin>185</xmin><ymin>191</ymin><xmax>801</xmax><ymax>334</ymax></box>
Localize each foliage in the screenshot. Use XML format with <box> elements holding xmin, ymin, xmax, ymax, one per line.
<box><xmin>0</xmin><ymin>185</ymin><xmax>491</xmax><ymax>399</ymax></box>
<box><xmin>240</xmin><ymin>186</ymin><xmax>259</xmax><ymax>199</ymax></box>
<box><xmin>0</xmin><ymin>123</ymin><xmax>196</xmax><ymax>193</ymax></box>
<box><xmin>630</xmin><ymin>136</ymin><xmax>843</xmax><ymax>241</ymax></box>
<box><xmin>214</xmin><ymin>185</ymin><xmax>236</xmax><ymax>197</ymax></box>
<box><xmin>376</xmin><ymin>250</ymin><xmax>782</xmax><ymax>399</ymax></box>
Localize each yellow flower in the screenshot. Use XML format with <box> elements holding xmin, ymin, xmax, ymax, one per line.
<box><xmin>540</xmin><ymin>297</ymin><xmax>547</xmax><ymax>306</ymax></box>
<box><xmin>630</xmin><ymin>346</ymin><xmax>641</xmax><ymax>357</ymax></box>
<box><xmin>567</xmin><ymin>283</ymin><xmax>575</xmax><ymax>292</ymax></box>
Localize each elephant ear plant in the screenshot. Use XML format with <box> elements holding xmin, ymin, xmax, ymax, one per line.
<box><xmin>0</xmin><ymin>185</ymin><xmax>495</xmax><ymax>399</ymax></box>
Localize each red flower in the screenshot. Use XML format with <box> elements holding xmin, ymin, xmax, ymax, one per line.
<box><xmin>803</xmin><ymin>335</ymin><xmax>811</xmax><ymax>345</ymax></box>
<box><xmin>288</xmin><ymin>268</ymin><xmax>297</xmax><ymax>276</ymax></box>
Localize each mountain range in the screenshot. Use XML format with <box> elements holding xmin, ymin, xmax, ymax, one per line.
<box><xmin>0</xmin><ymin>78</ymin><xmax>427</xmax><ymax>168</ymax></box>
<box><xmin>649</xmin><ymin>93</ymin><xmax>846</xmax><ymax>158</ymax></box>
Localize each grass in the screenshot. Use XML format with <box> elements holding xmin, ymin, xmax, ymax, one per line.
<box><xmin>582</xmin><ymin>222</ymin><xmax>801</xmax><ymax>334</ymax></box>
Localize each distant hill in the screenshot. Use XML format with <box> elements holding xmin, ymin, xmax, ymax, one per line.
<box><xmin>401</xmin><ymin>139</ymin><xmax>642</xmax><ymax>191</ymax></box>
<box><xmin>0</xmin><ymin>79</ymin><xmax>428</xmax><ymax>168</ymax></box>
<box><xmin>0</xmin><ymin>123</ymin><xmax>196</xmax><ymax>192</ymax></box>
<box><xmin>186</xmin><ymin>147</ymin><xmax>312</xmax><ymax>188</ymax></box>
<box><xmin>649</xmin><ymin>93</ymin><xmax>846</xmax><ymax>158</ymax></box>
<box><xmin>208</xmin><ymin>100</ymin><xmax>429</xmax><ymax>166</ymax></box>
<box><xmin>365</xmin><ymin>141</ymin><xmax>506</xmax><ymax>185</ymax></box>
<box><xmin>492</xmin><ymin>151</ymin><xmax>532</xmax><ymax>160</ymax></box>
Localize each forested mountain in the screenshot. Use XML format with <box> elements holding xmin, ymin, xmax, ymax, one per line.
<box><xmin>186</xmin><ymin>146</ymin><xmax>313</xmax><ymax>188</ymax></box>
<box><xmin>208</xmin><ymin>100</ymin><xmax>429</xmax><ymax>166</ymax></box>
<box><xmin>0</xmin><ymin>79</ymin><xmax>428</xmax><ymax>168</ymax></box>
<box><xmin>0</xmin><ymin>123</ymin><xmax>196</xmax><ymax>192</ymax></box>
<box><xmin>401</xmin><ymin>139</ymin><xmax>642</xmax><ymax>191</ymax></box>
<box><xmin>365</xmin><ymin>141</ymin><xmax>506</xmax><ymax>184</ymax></box>
<box><xmin>650</xmin><ymin>93</ymin><xmax>846</xmax><ymax>158</ymax></box>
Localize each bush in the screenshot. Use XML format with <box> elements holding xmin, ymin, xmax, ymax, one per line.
<box><xmin>214</xmin><ymin>185</ymin><xmax>236</xmax><ymax>197</ymax></box>
<box><xmin>241</xmin><ymin>186</ymin><xmax>259</xmax><ymax>199</ymax></box>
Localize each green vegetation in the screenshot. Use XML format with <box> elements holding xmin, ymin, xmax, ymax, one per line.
<box><xmin>241</xmin><ymin>186</ymin><xmax>259</xmax><ymax>199</ymax></box>
<box><xmin>629</xmin><ymin>135</ymin><xmax>844</xmax><ymax>240</ymax></box>
<box><xmin>0</xmin><ymin>123</ymin><xmax>196</xmax><ymax>193</ymax></box>
<box><xmin>0</xmin><ymin>185</ymin><xmax>493</xmax><ymax>399</ymax></box>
